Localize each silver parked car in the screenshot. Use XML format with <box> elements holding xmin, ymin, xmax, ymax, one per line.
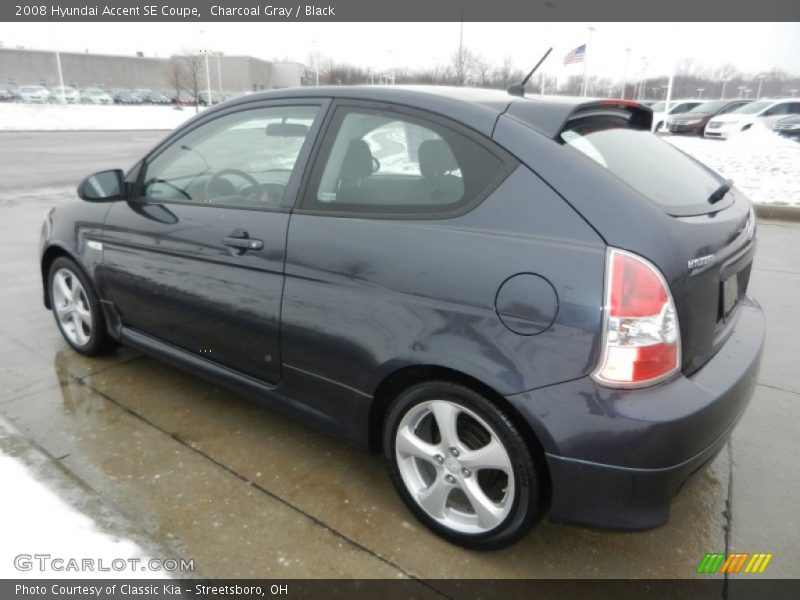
<box><xmin>50</xmin><ymin>86</ymin><xmax>81</xmax><ymax>104</ymax></box>
<box><xmin>17</xmin><ymin>85</ymin><xmax>51</xmax><ymax>103</ymax></box>
<box><xmin>80</xmin><ymin>88</ymin><xmax>114</xmax><ymax>105</ymax></box>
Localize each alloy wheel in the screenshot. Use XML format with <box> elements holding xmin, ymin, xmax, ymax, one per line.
<box><xmin>394</xmin><ymin>399</ymin><xmax>515</xmax><ymax>534</ymax></box>
<box><xmin>52</xmin><ymin>268</ymin><xmax>93</xmax><ymax>347</ymax></box>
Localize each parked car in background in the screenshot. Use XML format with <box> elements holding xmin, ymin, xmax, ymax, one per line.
<box><xmin>142</xmin><ymin>91</ymin><xmax>171</xmax><ymax>105</ymax></box>
<box><xmin>50</xmin><ymin>86</ymin><xmax>81</xmax><ymax>104</ymax></box>
<box><xmin>113</xmin><ymin>91</ymin><xmax>144</xmax><ymax>105</ymax></box>
<box><xmin>171</xmin><ymin>91</ymin><xmax>196</xmax><ymax>106</ymax></box>
<box><xmin>649</xmin><ymin>100</ymin><xmax>703</xmax><ymax>131</ymax></box>
<box><xmin>0</xmin><ymin>87</ymin><xmax>15</xmax><ymax>102</ymax></box>
<box><xmin>40</xmin><ymin>87</ymin><xmax>763</xmax><ymax>550</ymax></box>
<box><xmin>197</xmin><ymin>91</ymin><xmax>223</xmax><ymax>106</ymax></box>
<box><xmin>80</xmin><ymin>88</ymin><xmax>114</xmax><ymax>105</ymax></box>
<box><xmin>667</xmin><ymin>100</ymin><xmax>749</xmax><ymax>135</ymax></box>
<box><xmin>17</xmin><ymin>85</ymin><xmax>51</xmax><ymax>103</ymax></box>
<box><xmin>0</xmin><ymin>83</ymin><xmax>17</xmax><ymax>99</ymax></box>
<box><xmin>705</xmin><ymin>99</ymin><xmax>800</xmax><ymax>139</ymax></box>
<box><xmin>774</xmin><ymin>115</ymin><xmax>800</xmax><ymax>140</ymax></box>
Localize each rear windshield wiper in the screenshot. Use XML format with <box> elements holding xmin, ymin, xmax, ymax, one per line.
<box><xmin>708</xmin><ymin>179</ymin><xmax>733</xmax><ymax>204</ymax></box>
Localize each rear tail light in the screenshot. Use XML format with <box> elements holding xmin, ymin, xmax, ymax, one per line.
<box><xmin>593</xmin><ymin>248</ymin><xmax>681</xmax><ymax>387</ymax></box>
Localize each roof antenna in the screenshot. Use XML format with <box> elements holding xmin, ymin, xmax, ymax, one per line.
<box><xmin>507</xmin><ymin>47</ymin><xmax>553</xmax><ymax>97</ymax></box>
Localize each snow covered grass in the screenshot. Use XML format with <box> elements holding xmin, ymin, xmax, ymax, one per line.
<box><xmin>666</xmin><ymin>125</ymin><xmax>800</xmax><ymax>207</ymax></box>
<box><xmin>0</xmin><ymin>102</ymin><xmax>202</xmax><ymax>131</ymax></box>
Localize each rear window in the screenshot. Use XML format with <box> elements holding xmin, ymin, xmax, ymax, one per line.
<box><xmin>560</xmin><ymin>116</ymin><xmax>727</xmax><ymax>215</ymax></box>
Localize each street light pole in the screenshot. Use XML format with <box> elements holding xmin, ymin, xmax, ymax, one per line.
<box><xmin>200</xmin><ymin>29</ymin><xmax>211</xmax><ymax>105</ymax></box>
<box><xmin>697</xmin><ymin>88</ymin><xmax>704</xmax><ymax>99</ymax></box>
<box><xmin>756</xmin><ymin>75</ymin><xmax>765</xmax><ymax>99</ymax></box>
<box><xmin>621</xmin><ymin>47</ymin><xmax>630</xmax><ymax>99</ymax></box>
<box><xmin>581</xmin><ymin>26</ymin><xmax>595</xmax><ymax>97</ymax></box>
<box><xmin>54</xmin><ymin>50</ymin><xmax>65</xmax><ymax>104</ymax></box>
<box><xmin>721</xmin><ymin>79</ymin><xmax>728</xmax><ymax>99</ymax></box>
<box><xmin>216</xmin><ymin>52</ymin><xmax>223</xmax><ymax>95</ymax></box>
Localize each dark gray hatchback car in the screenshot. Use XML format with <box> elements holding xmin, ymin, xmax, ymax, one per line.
<box><xmin>40</xmin><ymin>86</ymin><xmax>764</xmax><ymax>549</ymax></box>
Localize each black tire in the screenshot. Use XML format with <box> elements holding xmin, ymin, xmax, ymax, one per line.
<box><xmin>383</xmin><ymin>380</ymin><xmax>546</xmax><ymax>550</ymax></box>
<box><xmin>48</xmin><ymin>256</ymin><xmax>117</xmax><ymax>356</ymax></box>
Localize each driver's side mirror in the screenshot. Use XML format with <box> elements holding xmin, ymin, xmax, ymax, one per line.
<box><xmin>78</xmin><ymin>169</ymin><xmax>125</xmax><ymax>202</ymax></box>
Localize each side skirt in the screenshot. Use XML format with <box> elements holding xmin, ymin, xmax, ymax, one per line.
<box><xmin>118</xmin><ymin>326</ymin><xmax>373</xmax><ymax>448</ymax></box>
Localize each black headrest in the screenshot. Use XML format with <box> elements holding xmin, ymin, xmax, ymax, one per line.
<box><xmin>339</xmin><ymin>140</ymin><xmax>373</xmax><ymax>183</ymax></box>
<box><xmin>418</xmin><ymin>139</ymin><xmax>459</xmax><ymax>178</ymax></box>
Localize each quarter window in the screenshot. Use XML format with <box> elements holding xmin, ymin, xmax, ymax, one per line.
<box><xmin>141</xmin><ymin>105</ymin><xmax>319</xmax><ymax>208</ymax></box>
<box><xmin>304</xmin><ymin>107</ymin><xmax>509</xmax><ymax>215</ymax></box>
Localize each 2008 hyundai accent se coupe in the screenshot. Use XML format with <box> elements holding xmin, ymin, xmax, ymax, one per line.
<box><xmin>40</xmin><ymin>86</ymin><xmax>764</xmax><ymax>549</ymax></box>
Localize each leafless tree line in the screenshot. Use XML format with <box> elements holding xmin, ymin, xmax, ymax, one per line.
<box><xmin>306</xmin><ymin>49</ymin><xmax>800</xmax><ymax>100</ymax></box>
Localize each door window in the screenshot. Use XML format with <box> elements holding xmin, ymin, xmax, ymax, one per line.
<box><xmin>140</xmin><ymin>105</ymin><xmax>319</xmax><ymax>208</ymax></box>
<box><xmin>303</xmin><ymin>106</ymin><xmax>510</xmax><ymax>215</ymax></box>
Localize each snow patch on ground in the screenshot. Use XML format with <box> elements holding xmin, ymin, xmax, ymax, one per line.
<box><xmin>0</xmin><ymin>103</ymin><xmax>201</xmax><ymax>131</ymax></box>
<box><xmin>0</xmin><ymin>419</ymin><xmax>167</xmax><ymax>578</ymax></box>
<box><xmin>666</xmin><ymin>125</ymin><xmax>800</xmax><ymax>207</ymax></box>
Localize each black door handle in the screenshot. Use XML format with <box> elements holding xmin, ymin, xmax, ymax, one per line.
<box><xmin>222</xmin><ymin>230</ymin><xmax>263</xmax><ymax>253</ymax></box>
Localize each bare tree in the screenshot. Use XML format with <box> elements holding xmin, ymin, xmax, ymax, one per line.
<box><xmin>179</xmin><ymin>52</ymin><xmax>204</xmax><ymax>113</ymax></box>
<box><xmin>165</xmin><ymin>57</ymin><xmax>186</xmax><ymax>108</ymax></box>
<box><xmin>451</xmin><ymin>46</ymin><xmax>475</xmax><ymax>86</ymax></box>
<box><xmin>493</xmin><ymin>57</ymin><xmax>517</xmax><ymax>89</ymax></box>
<box><xmin>471</xmin><ymin>54</ymin><xmax>494</xmax><ymax>88</ymax></box>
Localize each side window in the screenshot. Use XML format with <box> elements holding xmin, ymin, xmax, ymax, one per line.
<box><xmin>764</xmin><ymin>104</ymin><xmax>789</xmax><ymax>117</ymax></box>
<box><xmin>141</xmin><ymin>105</ymin><xmax>319</xmax><ymax>208</ymax></box>
<box><xmin>719</xmin><ymin>103</ymin><xmax>742</xmax><ymax>115</ymax></box>
<box><xmin>790</xmin><ymin>103</ymin><xmax>800</xmax><ymax>115</ymax></box>
<box><xmin>303</xmin><ymin>106</ymin><xmax>510</xmax><ymax>215</ymax></box>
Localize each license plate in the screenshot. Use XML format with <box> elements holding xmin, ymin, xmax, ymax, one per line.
<box><xmin>723</xmin><ymin>274</ymin><xmax>739</xmax><ymax>319</ymax></box>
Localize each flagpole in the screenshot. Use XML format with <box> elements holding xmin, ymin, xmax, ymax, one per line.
<box><xmin>581</xmin><ymin>26</ymin><xmax>595</xmax><ymax>97</ymax></box>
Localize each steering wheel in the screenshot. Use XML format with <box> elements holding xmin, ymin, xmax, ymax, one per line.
<box><xmin>204</xmin><ymin>169</ymin><xmax>264</xmax><ymax>204</ymax></box>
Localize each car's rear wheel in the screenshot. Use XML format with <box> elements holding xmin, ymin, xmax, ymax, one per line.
<box><xmin>48</xmin><ymin>257</ymin><xmax>116</xmax><ymax>356</ymax></box>
<box><xmin>383</xmin><ymin>381</ymin><xmax>546</xmax><ymax>550</ymax></box>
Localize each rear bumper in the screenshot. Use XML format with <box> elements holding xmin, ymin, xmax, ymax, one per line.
<box><xmin>507</xmin><ymin>295</ymin><xmax>764</xmax><ymax>530</ymax></box>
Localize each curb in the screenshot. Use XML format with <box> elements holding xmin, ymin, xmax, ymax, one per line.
<box><xmin>754</xmin><ymin>204</ymin><xmax>800</xmax><ymax>222</ymax></box>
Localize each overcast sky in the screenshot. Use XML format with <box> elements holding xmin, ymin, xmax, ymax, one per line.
<box><xmin>2</xmin><ymin>22</ymin><xmax>798</xmax><ymax>79</ymax></box>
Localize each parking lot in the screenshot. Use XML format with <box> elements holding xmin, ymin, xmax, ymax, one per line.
<box><xmin>0</xmin><ymin>131</ymin><xmax>798</xmax><ymax>581</ymax></box>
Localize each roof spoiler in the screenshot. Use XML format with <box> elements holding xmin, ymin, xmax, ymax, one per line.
<box><xmin>504</xmin><ymin>98</ymin><xmax>653</xmax><ymax>139</ymax></box>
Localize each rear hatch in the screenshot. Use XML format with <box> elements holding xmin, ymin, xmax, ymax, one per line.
<box><xmin>556</xmin><ymin>103</ymin><xmax>756</xmax><ymax>375</ymax></box>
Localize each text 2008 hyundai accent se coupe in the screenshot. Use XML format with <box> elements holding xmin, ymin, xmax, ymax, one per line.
<box><xmin>40</xmin><ymin>86</ymin><xmax>764</xmax><ymax>549</ymax></box>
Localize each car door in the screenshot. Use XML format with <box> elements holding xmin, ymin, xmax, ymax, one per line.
<box><xmin>97</xmin><ymin>100</ymin><xmax>328</xmax><ymax>384</ymax></box>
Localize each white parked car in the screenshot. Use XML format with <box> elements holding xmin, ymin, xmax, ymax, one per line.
<box><xmin>705</xmin><ymin>99</ymin><xmax>800</xmax><ymax>139</ymax></box>
<box><xmin>649</xmin><ymin>100</ymin><xmax>703</xmax><ymax>131</ymax></box>
<box><xmin>17</xmin><ymin>85</ymin><xmax>50</xmax><ymax>103</ymax></box>
<box><xmin>50</xmin><ymin>86</ymin><xmax>80</xmax><ymax>104</ymax></box>
<box><xmin>80</xmin><ymin>88</ymin><xmax>114</xmax><ymax>105</ymax></box>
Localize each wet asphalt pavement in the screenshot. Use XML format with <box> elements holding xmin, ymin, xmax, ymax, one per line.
<box><xmin>0</xmin><ymin>131</ymin><xmax>797</xmax><ymax>581</ymax></box>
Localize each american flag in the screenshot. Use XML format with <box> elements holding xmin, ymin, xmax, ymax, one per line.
<box><xmin>563</xmin><ymin>44</ymin><xmax>586</xmax><ymax>65</ymax></box>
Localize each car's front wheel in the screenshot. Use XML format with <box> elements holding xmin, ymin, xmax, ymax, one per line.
<box><xmin>48</xmin><ymin>257</ymin><xmax>116</xmax><ymax>356</ymax></box>
<box><xmin>383</xmin><ymin>381</ymin><xmax>547</xmax><ymax>550</ymax></box>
